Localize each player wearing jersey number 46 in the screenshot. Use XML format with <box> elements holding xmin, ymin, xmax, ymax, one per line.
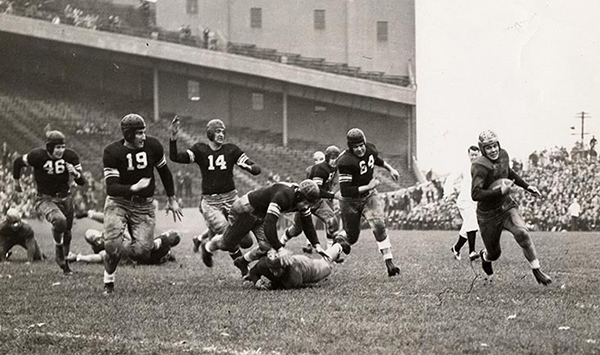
<box><xmin>336</xmin><ymin>128</ymin><xmax>401</xmax><ymax>277</ymax></box>
<box><xmin>471</xmin><ymin>129</ymin><xmax>551</xmax><ymax>286</ymax></box>
<box><xmin>13</xmin><ymin>130</ymin><xmax>86</xmax><ymax>275</ymax></box>
<box><xmin>101</xmin><ymin>114</ymin><xmax>183</xmax><ymax>294</ymax></box>
<box><xmin>169</xmin><ymin>116</ymin><xmax>261</xmax><ymax>271</ymax></box>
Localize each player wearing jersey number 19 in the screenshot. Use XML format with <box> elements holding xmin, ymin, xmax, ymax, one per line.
<box><xmin>13</xmin><ymin>130</ymin><xmax>86</xmax><ymax>274</ymax></box>
<box><xmin>101</xmin><ymin>114</ymin><xmax>183</xmax><ymax>294</ymax></box>
<box><xmin>169</xmin><ymin>116</ymin><xmax>261</xmax><ymax>275</ymax></box>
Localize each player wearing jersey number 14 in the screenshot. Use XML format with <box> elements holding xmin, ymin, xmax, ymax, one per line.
<box><xmin>169</xmin><ymin>116</ymin><xmax>261</xmax><ymax>276</ymax></box>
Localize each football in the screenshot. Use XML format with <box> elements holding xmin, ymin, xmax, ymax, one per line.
<box><xmin>488</xmin><ymin>178</ymin><xmax>516</xmax><ymax>195</ymax></box>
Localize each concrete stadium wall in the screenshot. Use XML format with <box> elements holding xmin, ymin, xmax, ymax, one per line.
<box><xmin>155</xmin><ymin>0</ymin><xmax>415</xmax><ymax>76</ymax></box>
<box><xmin>156</xmin><ymin>73</ymin><xmax>410</xmax><ymax>155</ymax></box>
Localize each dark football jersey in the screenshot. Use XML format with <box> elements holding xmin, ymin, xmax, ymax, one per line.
<box><xmin>247</xmin><ymin>182</ymin><xmax>310</xmax><ymax>219</ymax></box>
<box><xmin>185</xmin><ymin>143</ymin><xmax>246</xmax><ymax>195</ymax></box>
<box><xmin>471</xmin><ymin>149</ymin><xmax>519</xmax><ymax>211</ymax></box>
<box><xmin>23</xmin><ymin>148</ymin><xmax>81</xmax><ymax>195</ymax></box>
<box><xmin>308</xmin><ymin>161</ymin><xmax>337</xmax><ymax>192</ymax></box>
<box><xmin>337</xmin><ymin>142</ymin><xmax>385</xmax><ymax>197</ymax></box>
<box><xmin>103</xmin><ymin>137</ymin><xmax>166</xmax><ymax>198</ymax></box>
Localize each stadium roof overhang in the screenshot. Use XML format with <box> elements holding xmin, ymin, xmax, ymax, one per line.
<box><xmin>0</xmin><ymin>14</ymin><xmax>415</xmax><ymax>116</ymax></box>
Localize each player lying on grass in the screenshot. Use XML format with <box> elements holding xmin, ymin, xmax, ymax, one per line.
<box><xmin>74</xmin><ymin>210</ymin><xmax>180</xmax><ymax>265</ymax></box>
<box><xmin>472</xmin><ymin>129</ymin><xmax>552</xmax><ymax>285</ymax></box>
<box><xmin>0</xmin><ymin>208</ymin><xmax>45</xmax><ymax>262</ymax></box>
<box><xmin>244</xmin><ymin>242</ymin><xmax>350</xmax><ymax>290</ymax></box>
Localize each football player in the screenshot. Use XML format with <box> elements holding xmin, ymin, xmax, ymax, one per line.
<box><xmin>0</xmin><ymin>208</ymin><xmax>44</xmax><ymax>262</ymax></box>
<box><xmin>13</xmin><ymin>130</ymin><xmax>86</xmax><ymax>274</ymax></box>
<box><xmin>471</xmin><ymin>130</ymin><xmax>551</xmax><ymax>285</ymax></box>
<box><xmin>101</xmin><ymin>113</ymin><xmax>183</xmax><ymax>294</ymax></box>
<box><xmin>336</xmin><ymin>128</ymin><xmax>401</xmax><ymax>277</ymax></box>
<box><xmin>244</xmin><ymin>242</ymin><xmax>349</xmax><ymax>290</ymax></box>
<box><xmin>444</xmin><ymin>145</ymin><xmax>481</xmax><ymax>261</ymax></box>
<box><xmin>169</xmin><ymin>117</ymin><xmax>260</xmax><ymax>260</ymax></box>
<box><xmin>280</xmin><ymin>145</ymin><xmax>344</xmax><ymax>254</ymax></box>
<box><xmin>201</xmin><ymin>180</ymin><xmax>327</xmax><ymax>277</ymax></box>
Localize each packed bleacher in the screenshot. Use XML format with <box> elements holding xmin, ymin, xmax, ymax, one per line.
<box><xmin>0</xmin><ymin>0</ymin><xmax>411</xmax><ymax>87</ymax></box>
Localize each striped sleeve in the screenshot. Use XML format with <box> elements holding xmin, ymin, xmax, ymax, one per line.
<box><xmin>338</xmin><ymin>173</ymin><xmax>352</xmax><ymax>184</ymax></box>
<box><xmin>186</xmin><ymin>149</ymin><xmax>196</xmax><ymax>162</ymax></box>
<box><xmin>103</xmin><ymin>167</ymin><xmax>119</xmax><ymax>180</ymax></box>
<box><xmin>236</xmin><ymin>153</ymin><xmax>249</xmax><ymax>165</ymax></box>
<box><xmin>266</xmin><ymin>202</ymin><xmax>282</xmax><ymax>218</ymax></box>
<box><xmin>155</xmin><ymin>155</ymin><xmax>167</xmax><ymax>169</ymax></box>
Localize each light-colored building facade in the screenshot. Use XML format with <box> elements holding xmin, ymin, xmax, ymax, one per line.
<box><xmin>156</xmin><ymin>0</ymin><xmax>415</xmax><ymax>77</ymax></box>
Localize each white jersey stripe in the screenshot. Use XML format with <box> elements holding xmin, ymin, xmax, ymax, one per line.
<box><xmin>267</xmin><ymin>202</ymin><xmax>282</xmax><ymax>217</ymax></box>
<box><xmin>155</xmin><ymin>156</ymin><xmax>167</xmax><ymax>168</ymax></box>
<box><xmin>186</xmin><ymin>149</ymin><xmax>196</xmax><ymax>163</ymax></box>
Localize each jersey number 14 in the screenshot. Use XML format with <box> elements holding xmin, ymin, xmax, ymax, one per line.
<box><xmin>208</xmin><ymin>154</ymin><xmax>227</xmax><ymax>170</ymax></box>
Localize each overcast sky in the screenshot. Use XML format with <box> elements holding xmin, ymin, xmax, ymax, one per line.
<box><xmin>415</xmin><ymin>0</ymin><xmax>600</xmax><ymax>174</ymax></box>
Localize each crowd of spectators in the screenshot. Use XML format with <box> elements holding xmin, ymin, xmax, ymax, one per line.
<box><xmin>384</xmin><ymin>143</ymin><xmax>600</xmax><ymax>232</ymax></box>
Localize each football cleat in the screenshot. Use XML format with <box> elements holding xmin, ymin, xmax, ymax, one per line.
<box><xmin>5</xmin><ymin>251</ymin><xmax>12</xmax><ymax>260</ymax></box>
<box><xmin>385</xmin><ymin>259</ymin><xmax>400</xmax><ymax>277</ymax></box>
<box><xmin>451</xmin><ymin>246</ymin><xmax>461</xmax><ymax>261</ymax></box>
<box><xmin>62</xmin><ymin>262</ymin><xmax>73</xmax><ymax>276</ymax></box>
<box><xmin>334</xmin><ymin>235</ymin><xmax>352</xmax><ymax>255</ymax></box>
<box><xmin>192</xmin><ymin>236</ymin><xmax>201</xmax><ymax>253</ymax></box>
<box><xmin>103</xmin><ymin>282</ymin><xmax>114</xmax><ymax>295</ymax></box>
<box><xmin>532</xmin><ymin>268</ymin><xmax>552</xmax><ymax>286</ymax></box>
<box><xmin>468</xmin><ymin>251</ymin><xmax>480</xmax><ymax>261</ymax></box>
<box><xmin>233</xmin><ymin>256</ymin><xmax>249</xmax><ymax>277</ymax></box>
<box><xmin>479</xmin><ymin>250</ymin><xmax>493</xmax><ymax>276</ymax></box>
<box><xmin>200</xmin><ymin>240</ymin><xmax>213</xmax><ymax>267</ymax></box>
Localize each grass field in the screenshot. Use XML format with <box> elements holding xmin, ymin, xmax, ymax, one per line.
<box><xmin>1</xmin><ymin>207</ymin><xmax>599</xmax><ymax>355</ymax></box>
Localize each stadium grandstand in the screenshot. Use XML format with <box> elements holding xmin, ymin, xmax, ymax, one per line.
<box><xmin>0</xmin><ymin>0</ymin><xmax>419</xmax><ymax>210</ymax></box>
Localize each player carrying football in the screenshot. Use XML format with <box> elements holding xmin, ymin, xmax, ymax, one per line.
<box><xmin>13</xmin><ymin>130</ymin><xmax>86</xmax><ymax>274</ymax></box>
<box><xmin>169</xmin><ymin>117</ymin><xmax>261</xmax><ymax>260</ymax></box>
<box><xmin>336</xmin><ymin>128</ymin><xmax>401</xmax><ymax>277</ymax></box>
<box><xmin>101</xmin><ymin>114</ymin><xmax>183</xmax><ymax>294</ymax></box>
<box><xmin>471</xmin><ymin>129</ymin><xmax>552</xmax><ymax>285</ymax></box>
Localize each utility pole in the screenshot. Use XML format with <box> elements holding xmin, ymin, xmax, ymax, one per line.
<box><xmin>572</xmin><ymin>111</ymin><xmax>591</xmax><ymax>145</ymax></box>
